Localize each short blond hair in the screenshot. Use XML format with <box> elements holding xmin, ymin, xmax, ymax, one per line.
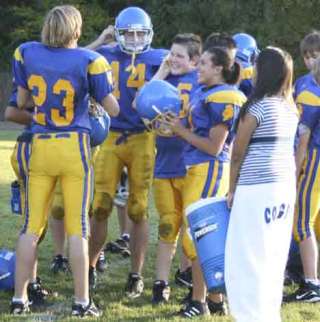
<box><xmin>41</xmin><ymin>5</ymin><xmax>82</xmax><ymax>47</ymax></box>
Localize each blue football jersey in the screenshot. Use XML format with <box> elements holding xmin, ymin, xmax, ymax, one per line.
<box><xmin>237</xmin><ymin>60</ymin><xmax>254</xmax><ymax>97</ymax></box>
<box><xmin>13</xmin><ymin>41</ymin><xmax>114</xmax><ymax>134</ymax></box>
<box><xmin>184</xmin><ymin>84</ymin><xmax>246</xmax><ymax>165</ymax></box>
<box><xmin>96</xmin><ymin>44</ymin><xmax>168</xmax><ymax>131</ymax></box>
<box><xmin>154</xmin><ymin>70</ymin><xmax>199</xmax><ymax>178</ymax></box>
<box><xmin>295</xmin><ymin>74</ymin><xmax>320</xmax><ymax>149</ymax></box>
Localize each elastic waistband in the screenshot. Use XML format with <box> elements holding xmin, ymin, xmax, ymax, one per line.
<box><xmin>111</xmin><ymin>128</ymin><xmax>149</xmax><ymax>145</ymax></box>
<box><xmin>34</xmin><ymin>132</ymin><xmax>88</xmax><ymax>140</ymax></box>
<box><xmin>111</xmin><ymin>128</ymin><xmax>146</xmax><ymax>134</ymax></box>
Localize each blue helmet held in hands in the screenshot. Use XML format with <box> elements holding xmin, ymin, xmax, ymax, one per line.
<box><xmin>0</xmin><ymin>249</ymin><xmax>15</xmax><ymax>291</ymax></box>
<box><xmin>136</xmin><ymin>80</ymin><xmax>182</xmax><ymax>136</ymax></box>
<box><xmin>89</xmin><ymin>104</ymin><xmax>111</xmax><ymax>147</ymax></box>
<box><xmin>233</xmin><ymin>33</ymin><xmax>260</xmax><ymax>64</ymax></box>
<box><xmin>115</xmin><ymin>7</ymin><xmax>153</xmax><ymax>54</ymax></box>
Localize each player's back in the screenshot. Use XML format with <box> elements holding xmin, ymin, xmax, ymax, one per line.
<box><xmin>14</xmin><ymin>41</ymin><xmax>111</xmax><ymax>133</ymax></box>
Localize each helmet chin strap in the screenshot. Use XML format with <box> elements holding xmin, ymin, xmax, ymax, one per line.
<box><xmin>125</xmin><ymin>52</ymin><xmax>137</xmax><ymax>76</ymax></box>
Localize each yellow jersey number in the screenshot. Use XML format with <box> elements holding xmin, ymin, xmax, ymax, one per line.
<box><xmin>28</xmin><ymin>75</ymin><xmax>75</xmax><ymax>127</ymax></box>
<box><xmin>110</xmin><ymin>61</ymin><xmax>146</xmax><ymax>99</ymax></box>
<box><xmin>177</xmin><ymin>83</ymin><xmax>192</xmax><ymax>118</ymax></box>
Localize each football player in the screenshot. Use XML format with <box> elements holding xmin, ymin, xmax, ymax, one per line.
<box><xmin>86</xmin><ymin>6</ymin><xmax>167</xmax><ymax>297</ymax></box>
<box><xmin>5</xmin><ymin>86</ymin><xmax>53</xmax><ymax>305</ymax></box>
<box><xmin>232</xmin><ymin>33</ymin><xmax>259</xmax><ymax>96</ymax></box>
<box><xmin>10</xmin><ymin>5</ymin><xmax>119</xmax><ymax>317</ymax></box>
<box><xmin>149</xmin><ymin>33</ymin><xmax>201</xmax><ymax>304</ymax></box>
<box><xmin>166</xmin><ymin>46</ymin><xmax>246</xmax><ymax>317</ymax></box>
<box><xmin>284</xmin><ymin>32</ymin><xmax>320</xmax><ymax>303</ymax></box>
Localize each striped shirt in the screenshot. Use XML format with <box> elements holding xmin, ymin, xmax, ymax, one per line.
<box><xmin>238</xmin><ymin>96</ymin><xmax>298</xmax><ymax>185</ymax></box>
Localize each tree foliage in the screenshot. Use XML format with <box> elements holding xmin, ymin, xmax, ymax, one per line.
<box><xmin>1</xmin><ymin>0</ymin><xmax>320</xmax><ymax>73</ymax></box>
<box><xmin>1</xmin><ymin>0</ymin><xmax>320</xmax><ymax>116</ymax></box>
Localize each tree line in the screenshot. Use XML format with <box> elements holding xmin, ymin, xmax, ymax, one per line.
<box><xmin>1</xmin><ymin>0</ymin><xmax>319</xmax><ymax>115</ymax></box>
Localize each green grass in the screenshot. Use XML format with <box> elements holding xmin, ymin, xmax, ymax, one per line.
<box><xmin>0</xmin><ymin>130</ymin><xmax>320</xmax><ymax>321</ymax></box>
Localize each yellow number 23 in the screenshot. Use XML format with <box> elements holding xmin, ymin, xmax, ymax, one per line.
<box><xmin>28</xmin><ymin>74</ymin><xmax>75</xmax><ymax>127</ymax></box>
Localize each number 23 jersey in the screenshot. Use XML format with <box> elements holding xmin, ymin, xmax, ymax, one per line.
<box><xmin>13</xmin><ymin>41</ymin><xmax>114</xmax><ymax>134</ymax></box>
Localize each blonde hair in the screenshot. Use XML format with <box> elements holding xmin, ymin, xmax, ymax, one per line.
<box><xmin>41</xmin><ymin>5</ymin><xmax>82</xmax><ymax>48</ymax></box>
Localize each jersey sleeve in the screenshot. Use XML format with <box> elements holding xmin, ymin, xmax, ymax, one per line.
<box><xmin>296</xmin><ymin>90</ymin><xmax>320</xmax><ymax>130</ymax></box>
<box><xmin>87</xmin><ymin>55</ymin><xmax>114</xmax><ymax>105</ymax></box>
<box><xmin>12</xmin><ymin>46</ymin><xmax>28</xmax><ymax>90</ymax></box>
<box><xmin>205</xmin><ymin>89</ymin><xmax>246</xmax><ymax>129</ymax></box>
<box><xmin>206</xmin><ymin>101</ymin><xmax>236</xmax><ymax>129</ymax></box>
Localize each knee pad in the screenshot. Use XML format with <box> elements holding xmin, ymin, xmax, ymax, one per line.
<box><xmin>51</xmin><ymin>206</ymin><xmax>65</xmax><ymax>220</ymax></box>
<box><xmin>128</xmin><ymin>201</ymin><xmax>148</xmax><ymax>223</ymax></box>
<box><xmin>182</xmin><ymin>228</ymin><xmax>197</xmax><ymax>261</ymax></box>
<box><xmin>93</xmin><ymin>192</ymin><xmax>113</xmax><ymax>221</ymax></box>
<box><xmin>159</xmin><ymin>214</ymin><xmax>180</xmax><ymax>243</ymax></box>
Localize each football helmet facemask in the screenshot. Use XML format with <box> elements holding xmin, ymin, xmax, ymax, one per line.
<box><xmin>115</xmin><ymin>7</ymin><xmax>153</xmax><ymax>54</ymax></box>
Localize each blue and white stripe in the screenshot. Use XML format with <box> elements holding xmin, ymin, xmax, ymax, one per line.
<box><xmin>238</xmin><ymin>97</ymin><xmax>298</xmax><ymax>185</ymax></box>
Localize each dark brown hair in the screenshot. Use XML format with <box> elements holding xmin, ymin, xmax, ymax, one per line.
<box><xmin>205</xmin><ymin>46</ymin><xmax>240</xmax><ymax>85</ymax></box>
<box><xmin>240</xmin><ymin>47</ymin><xmax>293</xmax><ymax>119</ymax></box>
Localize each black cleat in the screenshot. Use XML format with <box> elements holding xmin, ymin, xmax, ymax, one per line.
<box><xmin>283</xmin><ymin>281</ymin><xmax>320</xmax><ymax>303</ymax></box>
<box><xmin>96</xmin><ymin>251</ymin><xmax>108</xmax><ymax>273</ymax></box>
<box><xmin>178</xmin><ymin>300</ymin><xmax>210</xmax><ymax>318</ymax></box>
<box><xmin>71</xmin><ymin>299</ymin><xmax>101</xmax><ymax>317</ymax></box>
<box><xmin>105</xmin><ymin>237</ymin><xmax>130</xmax><ymax>255</ymax></box>
<box><xmin>10</xmin><ymin>301</ymin><xmax>30</xmax><ymax>315</ymax></box>
<box><xmin>207</xmin><ymin>299</ymin><xmax>228</xmax><ymax>316</ymax></box>
<box><xmin>125</xmin><ymin>273</ymin><xmax>144</xmax><ymax>299</ymax></box>
<box><xmin>152</xmin><ymin>280</ymin><xmax>170</xmax><ymax>305</ymax></box>
<box><xmin>50</xmin><ymin>254</ymin><xmax>70</xmax><ymax>274</ymax></box>
<box><xmin>27</xmin><ymin>277</ymin><xmax>51</xmax><ymax>306</ymax></box>
<box><xmin>89</xmin><ymin>266</ymin><xmax>97</xmax><ymax>290</ymax></box>
<box><xmin>175</xmin><ymin>267</ymin><xmax>193</xmax><ymax>288</ymax></box>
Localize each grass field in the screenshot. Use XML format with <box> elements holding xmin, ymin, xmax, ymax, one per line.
<box><xmin>0</xmin><ymin>129</ymin><xmax>320</xmax><ymax>321</ymax></box>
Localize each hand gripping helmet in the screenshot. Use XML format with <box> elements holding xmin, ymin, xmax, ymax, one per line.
<box><xmin>115</xmin><ymin>7</ymin><xmax>153</xmax><ymax>54</ymax></box>
<box><xmin>233</xmin><ymin>33</ymin><xmax>260</xmax><ymax>64</ymax></box>
<box><xmin>89</xmin><ymin>103</ymin><xmax>111</xmax><ymax>147</ymax></box>
<box><xmin>0</xmin><ymin>249</ymin><xmax>15</xmax><ymax>290</ymax></box>
<box><xmin>136</xmin><ymin>80</ymin><xmax>182</xmax><ymax>136</ymax></box>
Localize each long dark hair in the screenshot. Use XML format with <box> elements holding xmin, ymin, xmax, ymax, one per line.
<box><xmin>205</xmin><ymin>46</ymin><xmax>241</xmax><ymax>85</ymax></box>
<box><xmin>240</xmin><ymin>47</ymin><xmax>293</xmax><ymax>119</ymax></box>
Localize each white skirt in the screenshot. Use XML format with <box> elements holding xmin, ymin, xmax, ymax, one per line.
<box><xmin>225</xmin><ymin>181</ymin><xmax>296</xmax><ymax>322</ymax></box>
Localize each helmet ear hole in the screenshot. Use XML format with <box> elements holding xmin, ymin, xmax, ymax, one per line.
<box><xmin>115</xmin><ymin>7</ymin><xmax>153</xmax><ymax>54</ymax></box>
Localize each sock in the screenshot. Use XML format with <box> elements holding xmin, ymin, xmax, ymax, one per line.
<box><xmin>75</xmin><ymin>299</ymin><xmax>90</xmax><ymax>307</ymax></box>
<box><xmin>121</xmin><ymin>233</ymin><xmax>130</xmax><ymax>242</ymax></box>
<box><xmin>305</xmin><ymin>278</ymin><xmax>320</xmax><ymax>286</ymax></box>
<box><xmin>154</xmin><ymin>279</ymin><xmax>168</xmax><ymax>286</ymax></box>
<box><xmin>12</xmin><ymin>297</ymin><xmax>26</xmax><ymax>304</ymax></box>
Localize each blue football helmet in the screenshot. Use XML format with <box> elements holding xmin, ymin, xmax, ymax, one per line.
<box><xmin>115</xmin><ymin>7</ymin><xmax>153</xmax><ymax>54</ymax></box>
<box><xmin>136</xmin><ymin>80</ymin><xmax>182</xmax><ymax>136</ymax></box>
<box><xmin>233</xmin><ymin>33</ymin><xmax>260</xmax><ymax>64</ymax></box>
<box><xmin>89</xmin><ymin>103</ymin><xmax>111</xmax><ymax>147</ymax></box>
<box><xmin>0</xmin><ymin>249</ymin><xmax>15</xmax><ymax>290</ymax></box>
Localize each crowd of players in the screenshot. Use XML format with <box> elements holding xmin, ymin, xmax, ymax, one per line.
<box><xmin>3</xmin><ymin>4</ymin><xmax>320</xmax><ymax>321</ymax></box>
